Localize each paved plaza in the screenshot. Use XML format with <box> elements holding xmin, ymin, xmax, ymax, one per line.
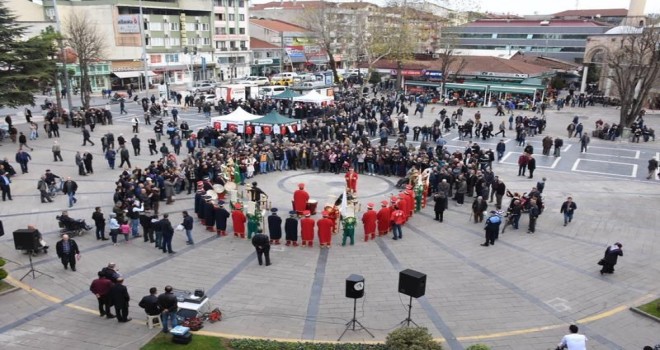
<box><xmin>0</xmin><ymin>94</ymin><xmax>659</xmax><ymax>349</ymax></box>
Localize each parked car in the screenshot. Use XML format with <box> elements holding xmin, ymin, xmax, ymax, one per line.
<box><xmin>270</xmin><ymin>72</ymin><xmax>298</xmax><ymax>86</ymax></box>
<box><xmin>194</xmin><ymin>94</ymin><xmax>219</xmax><ymax>105</ymax></box>
<box><xmin>192</xmin><ymin>83</ymin><xmax>216</xmax><ymax>93</ymax></box>
<box><xmin>258</xmin><ymin>85</ymin><xmax>287</xmax><ymax>97</ymax></box>
<box><xmin>238</xmin><ymin>76</ymin><xmax>270</xmax><ymax>86</ymax></box>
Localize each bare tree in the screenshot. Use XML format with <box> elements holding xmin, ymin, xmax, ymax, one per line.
<box><xmin>301</xmin><ymin>4</ymin><xmax>344</xmax><ymax>84</ymax></box>
<box><xmin>64</xmin><ymin>10</ymin><xmax>105</xmax><ymax>109</ymax></box>
<box><xmin>608</xmin><ymin>27</ymin><xmax>660</xmax><ymax>127</ymax></box>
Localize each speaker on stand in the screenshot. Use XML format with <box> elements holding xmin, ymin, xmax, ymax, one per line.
<box><xmin>338</xmin><ymin>274</ymin><xmax>374</xmax><ymax>341</ymax></box>
<box><xmin>13</xmin><ymin>229</ymin><xmax>53</xmax><ymax>281</ymax></box>
<box><xmin>398</xmin><ymin>269</ymin><xmax>426</xmax><ymax>327</ymax></box>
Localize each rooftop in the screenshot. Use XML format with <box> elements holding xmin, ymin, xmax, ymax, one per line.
<box><xmin>249</xmin><ymin>37</ymin><xmax>280</xmax><ymax>49</ymax></box>
<box><xmin>463</xmin><ymin>19</ymin><xmax>612</xmax><ymax>27</ymax></box>
<box><xmin>511</xmin><ymin>54</ymin><xmax>580</xmax><ymax>71</ymax></box>
<box><xmin>552</xmin><ymin>8</ymin><xmax>628</xmax><ymax>18</ymax></box>
<box><xmin>251</xmin><ymin>1</ymin><xmax>334</xmax><ymax>10</ymax></box>
<box><xmin>249</xmin><ymin>18</ymin><xmax>310</xmax><ymax>33</ymax></box>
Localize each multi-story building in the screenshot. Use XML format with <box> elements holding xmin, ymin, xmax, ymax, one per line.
<box><xmin>212</xmin><ymin>0</ymin><xmax>251</xmax><ymax>82</ymax></box>
<box><xmin>249</xmin><ymin>37</ymin><xmax>282</xmax><ymax>76</ymax></box>
<box><xmin>249</xmin><ymin>18</ymin><xmax>320</xmax><ymax>71</ymax></box>
<box><xmin>443</xmin><ymin>18</ymin><xmax>613</xmax><ymax>63</ymax></box>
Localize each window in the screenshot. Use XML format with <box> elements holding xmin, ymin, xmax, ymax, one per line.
<box><xmin>165</xmin><ymin>37</ymin><xmax>180</xmax><ymax>46</ymax></box>
<box><xmin>239</xmin><ymin>27</ymin><xmax>245</xmax><ymax>35</ymax></box>
<box><xmin>148</xmin><ymin>22</ymin><xmax>162</xmax><ymax>31</ymax></box>
<box><xmin>229</xmin><ymin>28</ymin><xmax>235</xmax><ymax>34</ymax></box>
<box><xmin>216</xmin><ymin>27</ymin><xmax>226</xmax><ymax>35</ymax></box>
<box><xmin>165</xmin><ymin>54</ymin><xmax>179</xmax><ymax>63</ymax></box>
<box><xmin>203</xmin><ymin>38</ymin><xmax>211</xmax><ymax>45</ymax></box>
<box><xmin>215</xmin><ymin>41</ymin><xmax>227</xmax><ymax>49</ymax></box>
<box><xmin>201</xmin><ymin>23</ymin><xmax>209</xmax><ymax>31</ymax></box>
<box><xmin>254</xmin><ymin>52</ymin><xmax>261</xmax><ymax>58</ymax></box>
<box><xmin>228</xmin><ymin>0</ymin><xmax>234</xmax><ymax>6</ymax></box>
<box><xmin>218</xmin><ymin>57</ymin><xmax>229</xmax><ymax>64</ymax></box>
<box><xmin>170</xmin><ymin>22</ymin><xmax>180</xmax><ymax>31</ymax></box>
<box><xmin>229</xmin><ymin>41</ymin><xmax>236</xmax><ymax>49</ymax></box>
<box><xmin>239</xmin><ymin>0</ymin><xmax>245</xmax><ymax>7</ymax></box>
<box><xmin>239</xmin><ymin>14</ymin><xmax>245</xmax><ymax>21</ymax></box>
<box><xmin>228</xmin><ymin>14</ymin><xmax>235</xmax><ymax>21</ymax></box>
<box><xmin>215</xmin><ymin>13</ymin><xmax>224</xmax><ymax>21</ymax></box>
<box><xmin>495</xmin><ymin>34</ymin><xmax>529</xmax><ymax>39</ymax></box>
<box><xmin>240</xmin><ymin>41</ymin><xmax>246</xmax><ymax>49</ymax></box>
<box><xmin>189</xmin><ymin>38</ymin><xmax>197</xmax><ymax>45</ymax></box>
<box><xmin>150</xmin><ymin>54</ymin><xmax>161</xmax><ymax>64</ymax></box>
<box><xmin>150</xmin><ymin>37</ymin><xmax>164</xmax><ymax>46</ymax></box>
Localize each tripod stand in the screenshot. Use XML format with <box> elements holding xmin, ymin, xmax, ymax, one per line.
<box><xmin>19</xmin><ymin>254</ymin><xmax>53</xmax><ymax>281</ymax></box>
<box><xmin>338</xmin><ymin>298</ymin><xmax>374</xmax><ymax>341</ymax></box>
<box><xmin>399</xmin><ymin>295</ymin><xmax>419</xmax><ymax>327</ymax></box>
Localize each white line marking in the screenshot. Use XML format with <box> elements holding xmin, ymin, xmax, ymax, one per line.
<box><xmin>634</xmin><ymin>150</ymin><xmax>640</xmax><ymax>159</ymax></box>
<box><xmin>501</xmin><ymin>152</ymin><xmax>513</xmax><ymax>162</ymax></box>
<box><xmin>550</xmin><ymin>157</ymin><xmax>561</xmax><ymax>169</ymax></box>
<box><xmin>571</xmin><ymin>159</ymin><xmax>637</xmax><ymax>178</ymax></box>
<box><xmin>563</xmin><ymin>144</ymin><xmax>572</xmax><ymax>152</ymax></box>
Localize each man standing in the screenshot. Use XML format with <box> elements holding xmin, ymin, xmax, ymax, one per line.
<box><xmin>560</xmin><ymin>197</ymin><xmax>577</xmax><ymax>226</ymax></box>
<box><xmin>433</xmin><ymin>192</ymin><xmax>447</xmax><ymax>222</ymax></box>
<box><xmin>317</xmin><ymin>211</ymin><xmax>334</xmax><ymax>248</ymax></box>
<box><xmin>0</xmin><ymin>172</ymin><xmax>12</xmax><ymax>201</ymax></box>
<box><xmin>157</xmin><ymin>285</ymin><xmax>178</xmax><ymax>333</ymax></box>
<box><xmin>341</xmin><ymin>215</ymin><xmax>356</xmax><ymax>246</ymax></box>
<box><xmin>37</xmin><ymin>176</ymin><xmax>53</xmax><ymax>203</ymax></box>
<box><xmin>553</xmin><ymin>137</ymin><xmax>563</xmax><ymax>157</ymax></box>
<box><xmin>75</xmin><ymin>151</ymin><xmax>86</xmax><ymax>176</ymax></box>
<box><xmin>131</xmin><ymin>116</ymin><xmax>140</xmax><ymax>133</ymax></box>
<box><xmin>109</xmin><ymin>278</ymin><xmax>131</xmax><ymax>323</ymax></box>
<box><xmin>600</xmin><ymin>242</ymin><xmax>623</xmax><ymax>275</ymax></box>
<box><xmin>557</xmin><ymin>324</ymin><xmax>587</xmax><ymax>350</ymax></box>
<box><xmin>214</xmin><ymin>201</ymin><xmax>230</xmax><ymax>236</ymax></box>
<box><xmin>160</xmin><ymin>214</ymin><xmax>175</xmax><ymax>254</ymax></box>
<box><xmin>284</xmin><ymin>210</ymin><xmax>299</xmax><ymax>246</ymax></box>
<box><xmin>119</xmin><ymin>98</ymin><xmax>127</xmax><ymax>114</ymax></box>
<box><xmin>62</xmin><ymin>177</ymin><xmax>78</xmax><ymax>208</ymax></box>
<box><xmin>292</xmin><ymin>183</ymin><xmax>309</xmax><ymax>215</ymax></box>
<box><xmin>496</xmin><ymin>139</ymin><xmax>506</xmax><ymax>161</ymax></box>
<box><xmin>377</xmin><ymin>200</ymin><xmax>391</xmax><ymax>236</ymax></box>
<box><xmin>105</xmin><ymin>147</ymin><xmax>117</xmax><ymax>169</ymax></box>
<box><xmin>517</xmin><ymin>153</ymin><xmax>528</xmax><ymax>176</ymax></box>
<box><xmin>345</xmin><ymin>167</ymin><xmax>359</xmax><ymax>194</ymax></box>
<box><xmin>181</xmin><ymin>210</ymin><xmax>194</xmax><ymax>245</ymax></box>
<box><xmin>131</xmin><ymin>135</ymin><xmax>141</xmax><ymax>156</ymax></box>
<box><xmin>527</xmin><ymin>199</ymin><xmax>540</xmax><ymax>234</ymax></box>
<box><xmin>55</xmin><ymin>234</ymin><xmax>80</xmax><ymax>271</ymax></box>
<box><xmin>89</xmin><ymin>272</ymin><xmax>114</xmax><ymax>318</ymax></box>
<box><xmin>527</xmin><ymin>155</ymin><xmax>537</xmax><ymax>179</ymax></box>
<box><xmin>471</xmin><ymin>196</ymin><xmax>488</xmax><ymax>223</ymax></box>
<box><xmin>128</xmin><ymin>200</ymin><xmax>144</xmax><ymax>238</ymax></box>
<box><xmin>481</xmin><ymin>211</ymin><xmax>501</xmax><ymax>247</ymax></box>
<box><xmin>390</xmin><ymin>204</ymin><xmax>405</xmax><ymax>240</ymax></box>
<box><xmin>267</xmin><ymin>208</ymin><xmax>282</xmax><ymax>245</ymax></box>
<box><xmin>92</xmin><ymin>207</ymin><xmax>109</xmax><ymax>240</ymax></box>
<box><xmin>647</xmin><ymin>157</ymin><xmax>658</xmax><ymax>180</ymax></box>
<box><xmin>15</xmin><ymin>148</ymin><xmax>31</xmax><ymax>174</ymax></box>
<box><xmin>300</xmin><ymin>210</ymin><xmax>315</xmax><ymax>247</ymax></box>
<box><xmin>231</xmin><ymin>203</ymin><xmax>246</xmax><ymax>239</ymax></box>
<box><xmin>362</xmin><ymin>203</ymin><xmax>377</xmax><ymax>241</ymax></box>
<box><xmin>580</xmin><ymin>133</ymin><xmax>590</xmax><ymax>153</ymax></box>
<box><xmin>138</xmin><ymin>287</ymin><xmax>162</xmax><ymax>318</ymax></box>
<box><xmin>251</xmin><ymin>233</ymin><xmax>271</xmax><ymax>266</ymax></box>
<box><xmin>52</xmin><ymin>140</ymin><xmax>63</xmax><ymax>162</ymax></box>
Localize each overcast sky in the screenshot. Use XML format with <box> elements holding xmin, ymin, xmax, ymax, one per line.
<box><xmin>252</xmin><ymin>0</ymin><xmax>658</xmax><ymax>16</ymax></box>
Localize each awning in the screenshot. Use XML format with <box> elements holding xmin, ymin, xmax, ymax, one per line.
<box><xmin>488</xmin><ymin>85</ymin><xmax>538</xmax><ymax>94</ymax></box>
<box><xmin>404</xmin><ymin>81</ymin><xmax>441</xmax><ymax>87</ymax></box>
<box><xmin>445</xmin><ymin>83</ymin><xmax>487</xmax><ymax>91</ymax></box>
<box><xmin>112</xmin><ymin>71</ymin><xmax>156</xmax><ymax>79</ymax></box>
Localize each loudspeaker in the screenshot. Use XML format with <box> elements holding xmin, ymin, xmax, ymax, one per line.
<box><xmin>345</xmin><ymin>274</ymin><xmax>365</xmax><ymax>299</ymax></box>
<box><xmin>13</xmin><ymin>229</ymin><xmax>40</xmax><ymax>251</ymax></box>
<box><xmin>398</xmin><ymin>269</ymin><xmax>426</xmax><ymax>298</ymax></box>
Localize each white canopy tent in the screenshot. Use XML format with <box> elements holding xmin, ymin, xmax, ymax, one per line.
<box><xmin>209</xmin><ymin>107</ymin><xmax>261</xmax><ymax>124</ymax></box>
<box><xmin>292</xmin><ymin>90</ymin><xmax>334</xmax><ymax>104</ymax></box>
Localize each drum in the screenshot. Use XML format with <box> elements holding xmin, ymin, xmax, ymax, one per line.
<box><xmin>306</xmin><ymin>200</ymin><xmax>318</xmax><ymax>215</ymax></box>
<box><xmin>224</xmin><ymin>182</ymin><xmax>237</xmax><ymax>192</ymax></box>
<box><xmin>213</xmin><ymin>184</ymin><xmax>225</xmax><ymax>200</ymax></box>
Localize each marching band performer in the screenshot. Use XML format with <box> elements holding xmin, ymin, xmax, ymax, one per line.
<box><xmin>345</xmin><ymin>167</ymin><xmax>358</xmax><ymax>194</ymax></box>
<box><xmin>362</xmin><ymin>203</ymin><xmax>377</xmax><ymax>242</ymax></box>
<box><xmin>231</xmin><ymin>202</ymin><xmax>246</xmax><ymax>239</ymax></box>
<box><xmin>300</xmin><ymin>210</ymin><xmax>315</xmax><ymax>247</ymax></box>
<box><xmin>248</xmin><ymin>181</ymin><xmax>267</xmax><ymax>207</ymax></box>
<box><xmin>317</xmin><ymin>211</ymin><xmax>334</xmax><ymax>248</ymax></box>
<box><xmin>246</xmin><ymin>210</ymin><xmax>260</xmax><ymax>239</ymax></box>
<box><xmin>284</xmin><ymin>211</ymin><xmax>299</xmax><ymax>246</ymax></box>
<box><xmin>293</xmin><ymin>183</ymin><xmax>309</xmax><ymax>215</ymax></box>
<box><xmin>214</xmin><ymin>201</ymin><xmax>230</xmax><ymax>236</ymax></box>
<box><xmin>267</xmin><ymin>208</ymin><xmax>282</xmax><ymax>245</ymax></box>
<box><xmin>377</xmin><ymin>200</ymin><xmax>391</xmax><ymax>236</ymax></box>
<box><xmin>203</xmin><ymin>194</ymin><xmax>216</xmax><ymax>231</ymax></box>
<box><xmin>341</xmin><ymin>214</ymin><xmax>357</xmax><ymax>246</ymax></box>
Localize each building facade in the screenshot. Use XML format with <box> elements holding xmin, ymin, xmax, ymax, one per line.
<box><xmin>212</xmin><ymin>0</ymin><xmax>251</xmax><ymax>82</ymax></box>
<box><xmin>443</xmin><ymin>19</ymin><xmax>613</xmax><ymax>63</ymax></box>
<box><xmin>249</xmin><ymin>18</ymin><xmax>320</xmax><ymax>71</ymax></box>
<box><xmin>249</xmin><ymin>37</ymin><xmax>282</xmax><ymax>76</ymax></box>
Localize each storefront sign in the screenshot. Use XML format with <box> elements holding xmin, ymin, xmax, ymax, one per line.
<box><xmin>254</xmin><ymin>59</ymin><xmax>274</xmax><ymax>65</ymax></box>
<box><xmin>423</xmin><ymin>70</ymin><xmax>443</xmax><ymax>78</ymax></box>
<box><xmin>285</xmin><ymin>46</ymin><xmax>305</xmax><ymax>59</ymax></box>
<box><xmin>117</xmin><ymin>15</ymin><xmax>140</xmax><ymax>34</ymax></box>
<box><xmin>389</xmin><ymin>69</ymin><xmax>423</xmax><ymax>76</ymax></box>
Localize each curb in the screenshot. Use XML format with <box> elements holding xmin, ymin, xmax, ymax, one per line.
<box><xmin>630</xmin><ymin>307</ymin><xmax>660</xmax><ymax>323</ymax></box>
<box><xmin>0</xmin><ymin>280</ymin><xmax>20</xmax><ymax>296</ymax></box>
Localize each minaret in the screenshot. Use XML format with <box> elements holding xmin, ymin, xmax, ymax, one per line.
<box><xmin>623</xmin><ymin>0</ymin><xmax>647</xmax><ymax>26</ymax></box>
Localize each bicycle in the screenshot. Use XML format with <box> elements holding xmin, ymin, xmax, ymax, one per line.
<box><xmin>47</xmin><ymin>179</ymin><xmax>62</xmax><ymax>197</ymax></box>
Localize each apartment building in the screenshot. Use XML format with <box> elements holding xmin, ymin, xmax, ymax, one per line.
<box><xmin>212</xmin><ymin>0</ymin><xmax>251</xmax><ymax>81</ymax></box>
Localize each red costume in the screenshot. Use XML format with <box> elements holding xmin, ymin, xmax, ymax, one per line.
<box><xmin>326</xmin><ymin>206</ymin><xmax>339</xmax><ymax>233</ymax></box>
<box><xmin>345</xmin><ymin>169</ymin><xmax>358</xmax><ymax>193</ymax></box>
<box><xmin>300</xmin><ymin>211</ymin><xmax>315</xmax><ymax>247</ymax></box>
<box><xmin>377</xmin><ymin>201</ymin><xmax>391</xmax><ymax>236</ymax></box>
<box><xmin>362</xmin><ymin>203</ymin><xmax>377</xmax><ymax>241</ymax></box>
<box><xmin>390</xmin><ymin>207</ymin><xmax>406</xmax><ymax>225</ymax></box>
<box><xmin>399</xmin><ymin>192</ymin><xmax>411</xmax><ymax>221</ymax></box>
<box><xmin>317</xmin><ymin>211</ymin><xmax>334</xmax><ymax>248</ymax></box>
<box><xmin>231</xmin><ymin>203</ymin><xmax>247</xmax><ymax>238</ymax></box>
<box><xmin>293</xmin><ymin>183</ymin><xmax>309</xmax><ymax>214</ymax></box>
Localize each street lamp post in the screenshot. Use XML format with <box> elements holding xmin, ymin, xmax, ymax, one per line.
<box><xmin>138</xmin><ymin>0</ymin><xmax>150</xmax><ymax>97</ymax></box>
<box><xmin>52</xmin><ymin>0</ymin><xmax>73</xmax><ymax>113</ymax></box>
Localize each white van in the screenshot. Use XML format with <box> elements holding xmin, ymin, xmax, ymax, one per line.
<box><xmin>258</xmin><ymin>85</ymin><xmax>287</xmax><ymax>97</ymax></box>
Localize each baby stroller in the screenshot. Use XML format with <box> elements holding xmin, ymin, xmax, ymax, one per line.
<box><xmin>56</xmin><ymin>214</ymin><xmax>92</xmax><ymax>236</ymax></box>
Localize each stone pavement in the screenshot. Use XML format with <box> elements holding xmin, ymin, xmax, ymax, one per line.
<box><xmin>0</xmin><ymin>97</ymin><xmax>659</xmax><ymax>350</ymax></box>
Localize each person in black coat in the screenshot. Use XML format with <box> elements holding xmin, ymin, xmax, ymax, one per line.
<box><xmin>160</xmin><ymin>214</ymin><xmax>175</xmax><ymax>254</ymax></box>
<box><xmin>267</xmin><ymin>208</ymin><xmax>282</xmax><ymax>244</ymax></box>
<box><xmin>203</xmin><ymin>197</ymin><xmax>215</xmax><ymax>231</ymax></box>
<box><xmin>109</xmin><ymin>278</ymin><xmax>131</xmax><ymax>322</ymax></box>
<box><xmin>600</xmin><ymin>243</ymin><xmax>623</xmax><ymax>275</ymax></box>
<box><xmin>55</xmin><ymin>234</ymin><xmax>80</xmax><ymax>271</ymax></box>
<box><xmin>433</xmin><ymin>192</ymin><xmax>447</xmax><ymax>222</ymax></box>
<box><xmin>251</xmin><ymin>233</ymin><xmax>271</xmax><ymax>266</ymax></box>
<box><xmin>481</xmin><ymin>211</ymin><xmax>501</xmax><ymax>247</ymax></box>
<box><xmin>214</xmin><ymin>201</ymin><xmax>230</xmax><ymax>236</ymax></box>
<box><xmin>284</xmin><ymin>211</ymin><xmax>299</xmax><ymax>246</ymax></box>
<box><xmin>527</xmin><ymin>155</ymin><xmax>536</xmax><ymax>179</ymax></box>
<box><xmin>138</xmin><ymin>287</ymin><xmax>162</xmax><ymax>316</ymax></box>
